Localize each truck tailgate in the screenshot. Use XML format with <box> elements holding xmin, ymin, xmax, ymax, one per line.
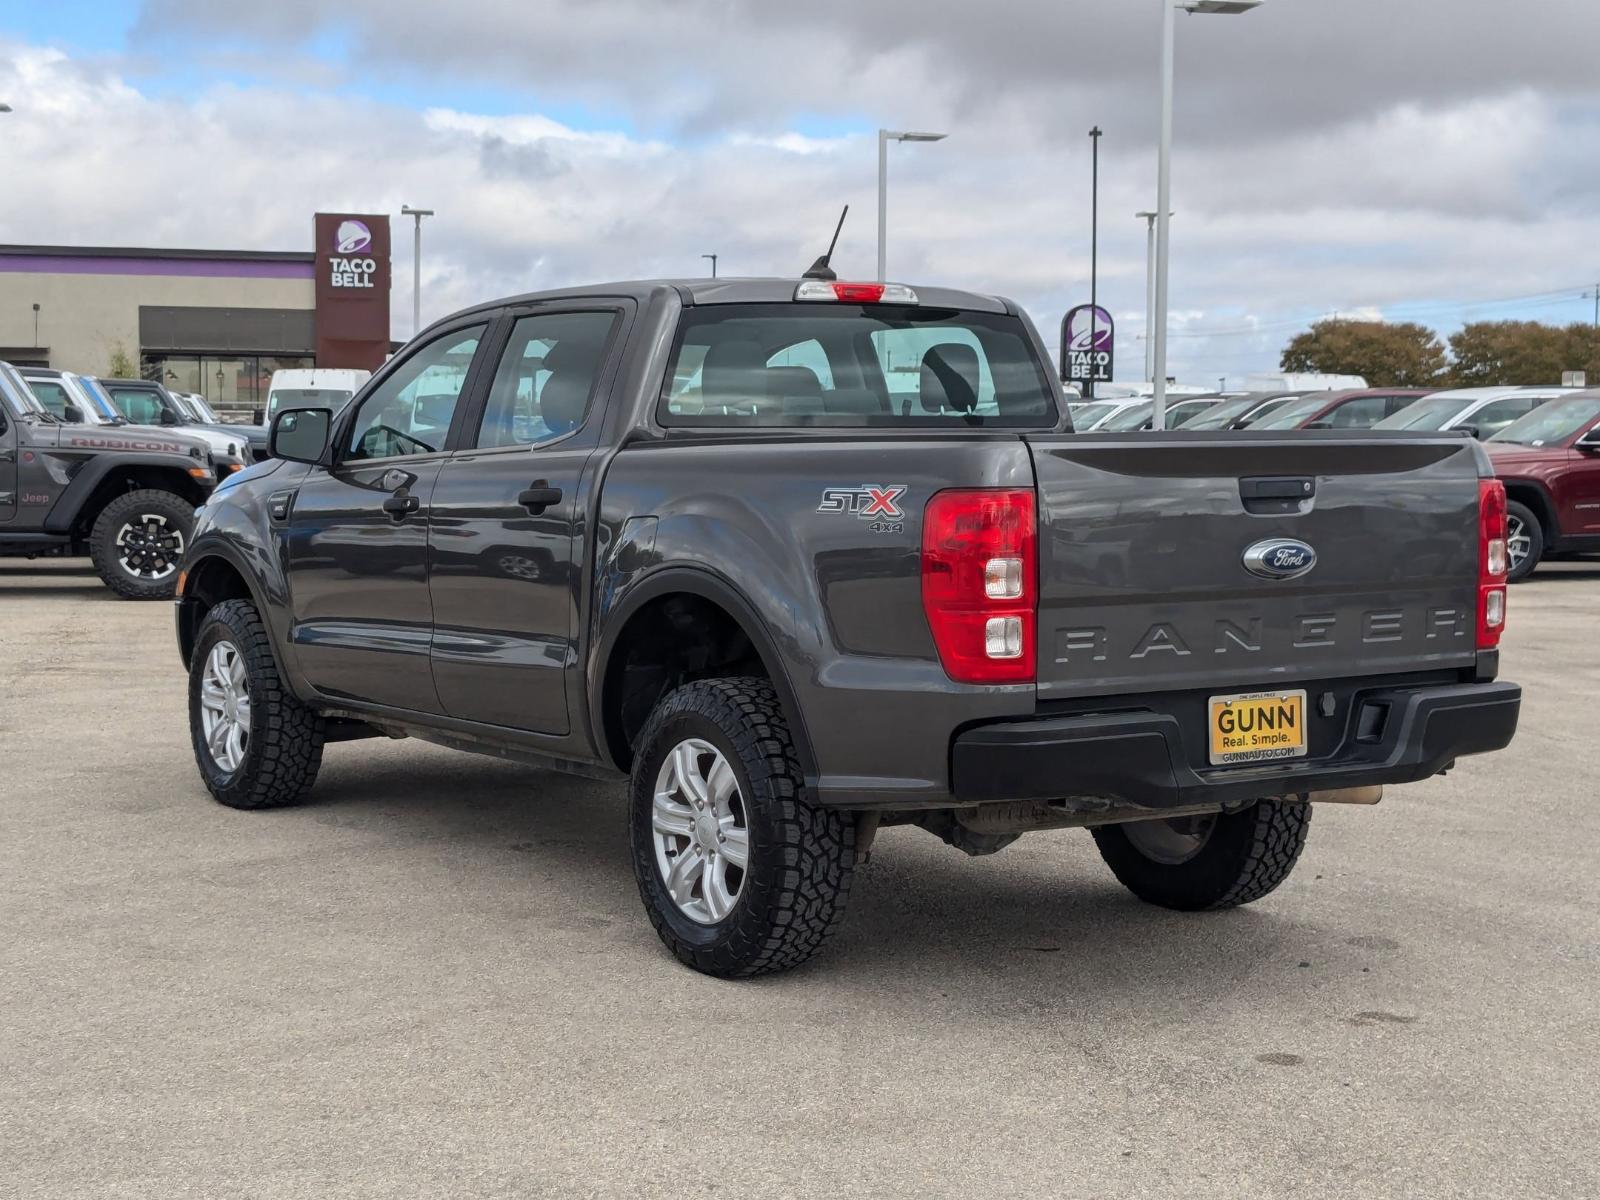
<box><xmin>1025</xmin><ymin>434</ymin><xmax>1484</xmax><ymax>701</ymax></box>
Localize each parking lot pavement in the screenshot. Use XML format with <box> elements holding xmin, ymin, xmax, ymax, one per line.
<box><xmin>1</xmin><ymin>559</ymin><xmax>1596</xmax><ymax>1198</ymax></box>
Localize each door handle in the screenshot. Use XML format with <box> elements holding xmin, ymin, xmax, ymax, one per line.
<box><xmin>382</xmin><ymin>493</ymin><xmax>420</xmax><ymax>519</ymax></box>
<box><xmin>517</xmin><ymin>481</ymin><xmax>563</xmax><ymax>514</ymax></box>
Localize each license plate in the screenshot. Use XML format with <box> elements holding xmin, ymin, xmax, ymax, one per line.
<box><xmin>1208</xmin><ymin>689</ymin><xmax>1308</xmax><ymax>766</ymax></box>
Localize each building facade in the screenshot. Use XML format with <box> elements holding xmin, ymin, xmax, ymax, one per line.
<box><xmin>0</xmin><ymin>213</ymin><xmax>391</xmax><ymax>410</ymax></box>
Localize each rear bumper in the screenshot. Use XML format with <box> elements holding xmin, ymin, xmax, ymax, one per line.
<box><xmin>951</xmin><ymin>681</ymin><xmax>1520</xmax><ymax>810</ymax></box>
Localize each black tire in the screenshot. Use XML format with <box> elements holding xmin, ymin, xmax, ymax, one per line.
<box><xmin>89</xmin><ymin>488</ymin><xmax>196</xmax><ymax>600</ymax></box>
<box><xmin>1091</xmin><ymin>801</ymin><xmax>1310</xmax><ymax>911</ymax></box>
<box><xmin>1505</xmin><ymin>499</ymin><xmax>1544</xmax><ymax>583</ymax></box>
<box><xmin>189</xmin><ymin>599</ymin><xmax>325</xmax><ymax>810</ymax></box>
<box><xmin>629</xmin><ymin>678</ymin><xmax>855</xmax><ymax>978</ymax></box>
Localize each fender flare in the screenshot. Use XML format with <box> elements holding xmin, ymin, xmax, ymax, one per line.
<box><xmin>175</xmin><ymin>538</ymin><xmax>277</xmax><ymax>669</ymax></box>
<box><xmin>42</xmin><ymin>453</ymin><xmax>204</xmax><ymax>534</ymax></box>
<box><xmin>1499</xmin><ymin>477</ymin><xmax>1560</xmax><ymax>540</ymax></box>
<box><xmin>587</xmin><ymin>564</ymin><xmax>818</xmax><ymax>783</ymax></box>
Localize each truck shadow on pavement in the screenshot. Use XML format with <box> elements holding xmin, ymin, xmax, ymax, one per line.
<box><xmin>293</xmin><ymin>750</ymin><xmax>1331</xmax><ymax>1007</ymax></box>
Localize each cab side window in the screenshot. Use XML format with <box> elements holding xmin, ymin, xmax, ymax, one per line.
<box><xmin>109</xmin><ymin>388</ymin><xmax>163</xmax><ymax>426</ymax></box>
<box><xmin>476</xmin><ymin>312</ymin><xmax>616</xmax><ymax>449</ymax></box>
<box><xmin>346</xmin><ymin>327</ymin><xmax>485</xmax><ymax>461</ymax></box>
<box><xmin>1473</xmin><ymin>396</ymin><xmax>1537</xmax><ymax>436</ymax></box>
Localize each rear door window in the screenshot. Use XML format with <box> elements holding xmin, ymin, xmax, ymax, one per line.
<box><xmin>660</xmin><ymin>304</ymin><xmax>1056</xmax><ymax>428</ymax></box>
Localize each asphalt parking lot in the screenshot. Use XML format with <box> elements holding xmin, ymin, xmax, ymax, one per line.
<box><xmin>3</xmin><ymin>559</ymin><xmax>1597</xmax><ymax>1198</ymax></box>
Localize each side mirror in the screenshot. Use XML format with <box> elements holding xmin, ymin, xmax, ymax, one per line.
<box><xmin>270</xmin><ymin>407</ymin><xmax>333</xmax><ymax>464</ymax></box>
<box><xmin>1304</xmin><ymin>420</ymin><xmax>1332</xmax><ymax>430</ymax></box>
<box><xmin>1457</xmin><ymin>423</ymin><xmax>1481</xmax><ymax>439</ymax></box>
<box><xmin>1578</xmin><ymin>427</ymin><xmax>1600</xmax><ymax>450</ymax></box>
<box><xmin>63</xmin><ymin>404</ymin><xmax>84</xmax><ymax>424</ymax></box>
<box><xmin>158</xmin><ymin>408</ymin><xmax>179</xmax><ymax>426</ymax></box>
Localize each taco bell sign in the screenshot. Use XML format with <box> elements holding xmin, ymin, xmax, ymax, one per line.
<box><xmin>1060</xmin><ymin>303</ymin><xmax>1114</xmax><ymax>387</ymax></box>
<box><xmin>314</xmin><ymin>213</ymin><xmax>391</xmax><ymax>372</ymax></box>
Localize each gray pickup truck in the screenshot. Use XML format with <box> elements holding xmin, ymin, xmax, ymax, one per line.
<box><xmin>173</xmin><ymin>277</ymin><xmax>1521</xmax><ymax>976</ymax></box>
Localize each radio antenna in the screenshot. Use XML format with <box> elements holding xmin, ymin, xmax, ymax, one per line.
<box><xmin>802</xmin><ymin>205</ymin><xmax>849</xmax><ymax>281</ymax></box>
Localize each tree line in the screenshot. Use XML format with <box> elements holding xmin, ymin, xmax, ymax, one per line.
<box><xmin>1279</xmin><ymin>319</ymin><xmax>1600</xmax><ymax>388</ymax></box>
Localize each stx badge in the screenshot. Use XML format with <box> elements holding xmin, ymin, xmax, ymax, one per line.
<box><xmin>818</xmin><ymin>484</ymin><xmax>908</xmax><ymax>533</ymax></box>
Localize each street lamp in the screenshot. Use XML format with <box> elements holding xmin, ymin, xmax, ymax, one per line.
<box><xmin>400</xmin><ymin>205</ymin><xmax>434</xmax><ymax>337</ymax></box>
<box><xmin>0</xmin><ymin>104</ymin><xmax>12</xmax><ymax>113</ymax></box>
<box><xmin>1135</xmin><ymin>210</ymin><xmax>1172</xmax><ymax>382</ymax></box>
<box><xmin>1151</xmin><ymin>0</ymin><xmax>1263</xmax><ymax>429</ymax></box>
<box><xmin>702</xmin><ymin>253</ymin><xmax>718</xmax><ymax>279</ymax></box>
<box><xmin>877</xmin><ymin>129</ymin><xmax>947</xmax><ymax>281</ymax></box>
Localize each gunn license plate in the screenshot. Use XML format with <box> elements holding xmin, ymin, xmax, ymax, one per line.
<box><xmin>1208</xmin><ymin>689</ymin><xmax>1308</xmax><ymax>766</ymax></box>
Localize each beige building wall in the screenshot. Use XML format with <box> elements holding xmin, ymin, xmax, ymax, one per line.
<box><xmin>0</xmin><ymin>272</ymin><xmax>315</xmax><ymax>375</ymax></box>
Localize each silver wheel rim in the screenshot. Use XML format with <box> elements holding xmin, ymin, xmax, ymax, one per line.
<box><xmin>116</xmin><ymin>513</ymin><xmax>184</xmax><ymax>581</ymax></box>
<box><xmin>1122</xmin><ymin>814</ymin><xmax>1216</xmax><ymax>866</ymax></box>
<box><xmin>1506</xmin><ymin>514</ymin><xmax>1532</xmax><ymax>570</ymax></box>
<box><xmin>198</xmin><ymin>640</ymin><xmax>251</xmax><ymax>774</ymax></box>
<box><xmin>652</xmin><ymin>738</ymin><xmax>749</xmax><ymax>924</ymax></box>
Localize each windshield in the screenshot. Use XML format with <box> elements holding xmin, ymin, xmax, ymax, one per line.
<box><xmin>105</xmin><ymin>384</ymin><xmax>181</xmax><ymax>426</ymax></box>
<box><xmin>269</xmin><ymin>387</ymin><xmax>355</xmax><ymax>417</ymax></box>
<box><xmin>1097</xmin><ymin>401</ymin><xmax>1155</xmax><ymax>431</ymax></box>
<box><xmin>1252</xmin><ymin>394</ymin><xmax>1330</xmax><ymax>430</ymax></box>
<box><xmin>1070</xmin><ymin>402</ymin><xmax>1121</xmax><ymax>430</ymax></box>
<box><xmin>0</xmin><ymin>363</ymin><xmax>48</xmax><ymax>414</ymax></box>
<box><xmin>1488</xmin><ymin>395</ymin><xmax>1600</xmax><ymax>447</ymax></box>
<box><xmin>22</xmin><ymin>376</ymin><xmax>78</xmax><ymax>419</ymax></box>
<box><xmin>660</xmin><ymin>304</ymin><xmax>1058</xmax><ymax>429</ymax></box>
<box><xmin>1182</xmin><ymin>396</ymin><xmax>1260</xmax><ymax>429</ymax></box>
<box><xmin>76</xmin><ymin>376</ymin><xmax>123</xmax><ymax>421</ymax></box>
<box><xmin>1372</xmin><ymin>397</ymin><xmax>1463</xmax><ymax>431</ymax></box>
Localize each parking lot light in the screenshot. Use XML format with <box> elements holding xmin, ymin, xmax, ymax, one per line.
<box><xmin>877</xmin><ymin>129</ymin><xmax>947</xmax><ymax>282</ymax></box>
<box><xmin>1152</xmin><ymin>0</ymin><xmax>1264</xmax><ymax>430</ymax></box>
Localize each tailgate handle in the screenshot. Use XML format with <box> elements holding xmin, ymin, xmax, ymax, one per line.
<box><xmin>1241</xmin><ymin>476</ymin><xmax>1315</xmax><ymax>500</ymax></box>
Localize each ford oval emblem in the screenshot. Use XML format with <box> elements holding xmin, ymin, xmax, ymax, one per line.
<box><xmin>1243</xmin><ymin>538</ymin><xmax>1317</xmax><ymax>580</ymax></box>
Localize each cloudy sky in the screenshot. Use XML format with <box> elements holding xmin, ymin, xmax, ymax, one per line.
<box><xmin>3</xmin><ymin>0</ymin><xmax>1599</xmax><ymax>384</ymax></box>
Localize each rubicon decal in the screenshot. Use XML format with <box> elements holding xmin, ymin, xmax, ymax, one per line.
<box><xmin>818</xmin><ymin>485</ymin><xmax>907</xmax><ymax>520</ymax></box>
<box><xmin>68</xmin><ymin>436</ymin><xmax>187</xmax><ymax>454</ymax></box>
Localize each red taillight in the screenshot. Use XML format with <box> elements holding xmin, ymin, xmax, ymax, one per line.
<box><xmin>921</xmin><ymin>489</ymin><xmax>1037</xmax><ymax>684</ymax></box>
<box><xmin>832</xmin><ymin>282</ymin><xmax>886</xmax><ymax>303</ymax></box>
<box><xmin>1478</xmin><ymin>478</ymin><xmax>1508</xmax><ymax>649</ymax></box>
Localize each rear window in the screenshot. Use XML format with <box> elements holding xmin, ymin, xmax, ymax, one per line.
<box><xmin>658</xmin><ymin>303</ymin><xmax>1057</xmax><ymax>428</ymax></box>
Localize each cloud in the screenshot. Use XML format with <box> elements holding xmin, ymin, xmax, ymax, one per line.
<box><xmin>4</xmin><ymin>3</ymin><xmax>1600</xmax><ymax>386</ymax></box>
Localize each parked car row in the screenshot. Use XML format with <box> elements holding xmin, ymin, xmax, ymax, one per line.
<box><xmin>1070</xmin><ymin>382</ymin><xmax>1600</xmax><ymax>580</ymax></box>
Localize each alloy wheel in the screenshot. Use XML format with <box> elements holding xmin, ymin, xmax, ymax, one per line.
<box><xmin>1506</xmin><ymin>514</ymin><xmax>1533</xmax><ymax>572</ymax></box>
<box><xmin>198</xmin><ymin>640</ymin><xmax>251</xmax><ymax>774</ymax></box>
<box><xmin>651</xmin><ymin>738</ymin><xmax>750</xmax><ymax>924</ymax></box>
<box><xmin>1121</xmin><ymin>813</ymin><xmax>1217</xmax><ymax>866</ymax></box>
<box><xmin>116</xmin><ymin>513</ymin><xmax>184</xmax><ymax>581</ymax></box>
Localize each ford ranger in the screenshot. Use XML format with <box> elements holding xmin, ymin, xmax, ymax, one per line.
<box><xmin>173</xmin><ymin>278</ymin><xmax>1522</xmax><ymax>977</ymax></box>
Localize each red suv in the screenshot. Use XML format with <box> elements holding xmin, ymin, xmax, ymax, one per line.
<box><xmin>1486</xmin><ymin>390</ymin><xmax>1600</xmax><ymax>580</ymax></box>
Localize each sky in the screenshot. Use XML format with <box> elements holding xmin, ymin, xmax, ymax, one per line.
<box><xmin>2</xmin><ymin>0</ymin><xmax>1599</xmax><ymax>385</ymax></box>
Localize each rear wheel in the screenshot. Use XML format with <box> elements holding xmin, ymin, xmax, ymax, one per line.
<box><xmin>629</xmin><ymin>678</ymin><xmax>855</xmax><ymax>978</ymax></box>
<box><xmin>1091</xmin><ymin>801</ymin><xmax>1310</xmax><ymax>911</ymax></box>
<box><xmin>1505</xmin><ymin>500</ymin><xmax>1544</xmax><ymax>582</ymax></box>
<box><xmin>89</xmin><ymin>489</ymin><xmax>195</xmax><ymax>599</ymax></box>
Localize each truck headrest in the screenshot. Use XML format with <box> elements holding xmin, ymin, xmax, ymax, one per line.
<box><xmin>919</xmin><ymin>344</ymin><xmax>980</xmax><ymax>414</ymax></box>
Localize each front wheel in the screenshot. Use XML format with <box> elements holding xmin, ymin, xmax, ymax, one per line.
<box><xmin>89</xmin><ymin>489</ymin><xmax>196</xmax><ymax>599</ymax></box>
<box><xmin>1091</xmin><ymin>801</ymin><xmax>1310</xmax><ymax>911</ymax></box>
<box><xmin>1505</xmin><ymin>500</ymin><xmax>1544</xmax><ymax>582</ymax></box>
<box><xmin>629</xmin><ymin>678</ymin><xmax>855</xmax><ymax>978</ymax></box>
<box><xmin>189</xmin><ymin>599</ymin><xmax>325</xmax><ymax>810</ymax></box>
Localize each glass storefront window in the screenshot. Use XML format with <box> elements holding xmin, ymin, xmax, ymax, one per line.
<box><xmin>141</xmin><ymin>352</ymin><xmax>315</xmax><ymax>410</ymax></box>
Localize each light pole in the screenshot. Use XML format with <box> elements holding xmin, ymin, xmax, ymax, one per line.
<box><xmin>877</xmin><ymin>129</ymin><xmax>947</xmax><ymax>281</ymax></box>
<box><xmin>702</xmin><ymin>253</ymin><xmax>718</xmax><ymax>279</ymax></box>
<box><xmin>400</xmin><ymin>205</ymin><xmax>434</xmax><ymax>337</ymax></box>
<box><xmin>1152</xmin><ymin>0</ymin><xmax>1262</xmax><ymax>429</ymax></box>
<box><xmin>1136</xmin><ymin>211</ymin><xmax>1161</xmax><ymax>382</ymax></box>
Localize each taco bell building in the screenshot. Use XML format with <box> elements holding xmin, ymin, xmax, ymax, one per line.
<box><xmin>0</xmin><ymin>212</ymin><xmax>392</xmax><ymax>410</ymax></box>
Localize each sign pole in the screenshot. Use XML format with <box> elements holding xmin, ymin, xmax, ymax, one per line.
<box><xmin>1087</xmin><ymin>126</ymin><xmax>1102</xmax><ymax>401</ymax></box>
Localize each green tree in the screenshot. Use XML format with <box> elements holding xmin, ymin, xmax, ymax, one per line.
<box><xmin>1446</xmin><ymin>321</ymin><xmax>1581</xmax><ymax>386</ymax></box>
<box><xmin>107</xmin><ymin>343</ymin><xmax>137</xmax><ymax>379</ymax></box>
<box><xmin>1280</xmin><ymin>319</ymin><xmax>1447</xmax><ymax>387</ymax></box>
